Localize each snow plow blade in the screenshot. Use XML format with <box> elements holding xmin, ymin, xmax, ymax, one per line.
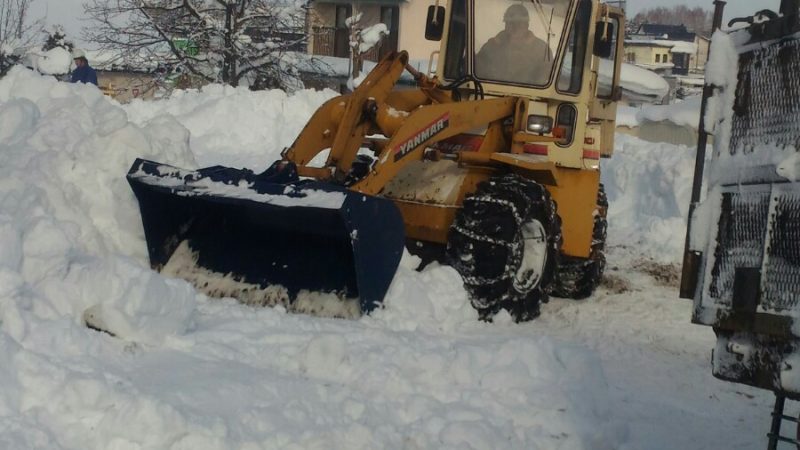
<box><xmin>126</xmin><ymin>158</ymin><xmax>405</xmax><ymax>316</ymax></box>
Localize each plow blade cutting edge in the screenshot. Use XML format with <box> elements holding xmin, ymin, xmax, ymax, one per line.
<box><xmin>127</xmin><ymin>158</ymin><xmax>405</xmax><ymax>316</ymax></box>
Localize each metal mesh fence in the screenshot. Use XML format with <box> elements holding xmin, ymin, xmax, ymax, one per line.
<box><xmin>731</xmin><ymin>38</ymin><xmax>800</xmax><ymax>154</ymax></box>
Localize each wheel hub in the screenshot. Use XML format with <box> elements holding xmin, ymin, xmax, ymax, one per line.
<box><xmin>513</xmin><ymin>220</ymin><xmax>548</xmax><ymax>293</ymax></box>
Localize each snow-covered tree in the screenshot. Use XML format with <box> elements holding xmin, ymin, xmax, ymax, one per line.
<box><xmin>41</xmin><ymin>25</ymin><xmax>74</xmax><ymax>53</ymax></box>
<box><xmin>0</xmin><ymin>0</ymin><xmax>42</xmax><ymax>75</ymax></box>
<box><xmin>343</xmin><ymin>7</ymin><xmax>388</xmax><ymax>90</ymax></box>
<box><xmin>84</xmin><ymin>0</ymin><xmax>312</xmax><ymax>90</ymax></box>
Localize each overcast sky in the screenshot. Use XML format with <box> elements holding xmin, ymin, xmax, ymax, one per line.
<box><xmin>33</xmin><ymin>0</ymin><xmax>783</xmax><ymax>47</ymax></box>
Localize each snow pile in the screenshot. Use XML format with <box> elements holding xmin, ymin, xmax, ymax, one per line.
<box><xmin>703</xmin><ymin>30</ymin><xmax>739</xmax><ymax>150</ymax></box>
<box><xmin>603</xmin><ymin>133</ymin><xmax>696</xmax><ymax>263</ymax></box>
<box><xmin>638</xmin><ymin>95</ymin><xmax>702</xmax><ymax>129</ymax></box>
<box><xmin>124</xmin><ymin>84</ymin><xmax>338</xmax><ymax>170</ymax></box>
<box><xmin>0</xmin><ymin>67</ymin><xmax>199</xmax><ymax>346</ymax></box>
<box><xmin>0</xmin><ymin>67</ymin><xmax>627</xmax><ymax>449</ymax></box>
<box><xmin>612</xmin><ymin>62</ymin><xmax>670</xmax><ymax>103</ymax></box>
<box><xmin>616</xmin><ymin>96</ymin><xmax>702</xmax><ymax>130</ymax></box>
<box><xmin>26</xmin><ymin>47</ymin><xmax>72</xmax><ymax>76</ymax></box>
<box><xmin>358</xmin><ymin>23</ymin><xmax>390</xmax><ymax>54</ymax></box>
<box><xmin>616</xmin><ymin>105</ymin><xmax>641</xmax><ymax>128</ymax></box>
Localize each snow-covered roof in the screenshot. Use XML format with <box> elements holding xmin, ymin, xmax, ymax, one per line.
<box><xmin>625</xmin><ymin>39</ymin><xmax>698</xmax><ymax>54</ymax></box>
<box><xmin>599</xmin><ymin>60</ymin><xmax>669</xmax><ymax>103</ymax></box>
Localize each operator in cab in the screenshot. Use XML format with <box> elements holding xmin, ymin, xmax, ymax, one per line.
<box><xmin>476</xmin><ymin>4</ymin><xmax>553</xmax><ymax>85</ymax></box>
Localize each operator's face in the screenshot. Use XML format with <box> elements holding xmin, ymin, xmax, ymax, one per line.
<box><xmin>74</xmin><ymin>58</ymin><xmax>85</xmax><ymax>68</ymax></box>
<box><xmin>505</xmin><ymin>20</ymin><xmax>530</xmax><ymax>38</ymax></box>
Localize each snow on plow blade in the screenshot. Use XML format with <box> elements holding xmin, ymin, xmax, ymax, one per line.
<box><xmin>126</xmin><ymin>158</ymin><xmax>405</xmax><ymax>316</ymax></box>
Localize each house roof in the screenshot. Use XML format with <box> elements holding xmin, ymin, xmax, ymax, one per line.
<box><xmin>634</xmin><ymin>24</ymin><xmax>696</xmax><ymax>42</ymax></box>
<box><xmin>624</xmin><ymin>39</ymin><xmax>698</xmax><ymax>54</ymax></box>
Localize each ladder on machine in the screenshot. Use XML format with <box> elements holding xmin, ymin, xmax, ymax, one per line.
<box><xmin>768</xmin><ymin>394</ymin><xmax>800</xmax><ymax>449</ymax></box>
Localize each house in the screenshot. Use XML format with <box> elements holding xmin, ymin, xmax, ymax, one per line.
<box><xmin>624</xmin><ymin>24</ymin><xmax>710</xmax><ymax>76</ymax></box>
<box><xmin>306</xmin><ymin>1</ymin><xmax>438</xmax><ymax>66</ymax></box>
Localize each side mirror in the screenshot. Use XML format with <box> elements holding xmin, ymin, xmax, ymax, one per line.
<box><xmin>425</xmin><ymin>6</ymin><xmax>446</xmax><ymax>41</ymax></box>
<box><xmin>593</xmin><ymin>21</ymin><xmax>615</xmax><ymax>58</ymax></box>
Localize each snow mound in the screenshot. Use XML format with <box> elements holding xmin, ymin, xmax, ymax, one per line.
<box><xmin>0</xmin><ymin>67</ymin><xmax>199</xmax><ymax>344</ymax></box>
<box><xmin>638</xmin><ymin>96</ymin><xmax>702</xmax><ymax>129</ymax></box>
<box><xmin>603</xmin><ymin>133</ymin><xmax>695</xmax><ymax>263</ymax></box>
<box><xmin>0</xmin><ymin>67</ymin><xmax>628</xmax><ymax>449</ymax></box>
<box><xmin>32</xmin><ymin>47</ymin><xmax>72</xmax><ymax>76</ymax></box>
<box><xmin>124</xmin><ymin>83</ymin><xmax>338</xmax><ymax>171</ymax></box>
<box><xmin>619</xmin><ymin>96</ymin><xmax>703</xmax><ymax>130</ymax></box>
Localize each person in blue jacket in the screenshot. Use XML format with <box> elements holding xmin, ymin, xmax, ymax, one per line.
<box><xmin>71</xmin><ymin>49</ymin><xmax>98</xmax><ymax>85</ymax></box>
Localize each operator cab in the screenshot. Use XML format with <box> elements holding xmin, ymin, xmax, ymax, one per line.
<box><xmin>444</xmin><ymin>0</ymin><xmax>570</xmax><ymax>88</ymax></box>
<box><xmin>425</xmin><ymin>0</ymin><xmax>625</xmax><ymax>168</ymax></box>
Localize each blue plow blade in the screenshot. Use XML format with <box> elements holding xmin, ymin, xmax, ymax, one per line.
<box><xmin>126</xmin><ymin>158</ymin><xmax>405</xmax><ymax>314</ymax></box>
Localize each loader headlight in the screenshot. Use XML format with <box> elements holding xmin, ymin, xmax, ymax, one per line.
<box><xmin>527</xmin><ymin>115</ymin><xmax>553</xmax><ymax>134</ymax></box>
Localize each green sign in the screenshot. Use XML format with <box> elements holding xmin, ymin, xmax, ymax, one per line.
<box><xmin>173</xmin><ymin>38</ymin><xmax>199</xmax><ymax>56</ymax></box>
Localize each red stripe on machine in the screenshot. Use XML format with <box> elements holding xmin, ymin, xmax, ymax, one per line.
<box><xmin>523</xmin><ymin>144</ymin><xmax>549</xmax><ymax>155</ymax></box>
<box><xmin>432</xmin><ymin>134</ymin><xmax>484</xmax><ymax>153</ymax></box>
<box><xmin>583</xmin><ymin>149</ymin><xmax>601</xmax><ymax>159</ymax></box>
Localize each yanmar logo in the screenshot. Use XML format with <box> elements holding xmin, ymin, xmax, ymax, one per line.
<box><xmin>393</xmin><ymin>113</ymin><xmax>450</xmax><ymax>161</ymax></box>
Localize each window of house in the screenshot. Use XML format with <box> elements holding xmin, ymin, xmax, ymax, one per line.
<box><xmin>334</xmin><ymin>5</ymin><xmax>353</xmax><ymax>58</ymax></box>
<box><xmin>655</xmin><ymin>54</ymin><xmax>661</xmax><ymax>63</ymax></box>
<box><xmin>379</xmin><ymin>6</ymin><xmax>400</xmax><ymax>59</ymax></box>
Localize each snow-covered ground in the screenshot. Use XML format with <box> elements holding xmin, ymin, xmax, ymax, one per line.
<box><xmin>0</xmin><ymin>68</ymin><xmax>775</xmax><ymax>449</ymax></box>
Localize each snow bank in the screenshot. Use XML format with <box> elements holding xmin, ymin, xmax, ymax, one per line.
<box><xmin>0</xmin><ymin>67</ymin><xmax>198</xmax><ymax>345</ymax></box>
<box><xmin>638</xmin><ymin>95</ymin><xmax>702</xmax><ymax>129</ymax></box>
<box><xmin>0</xmin><ymin>67</ymin><xmax>627</xmax><ymax>449</ymax></box>
<box><xmin>606</xmin><ymin>62</ymin><xmax>670</xmax><ymax>103</ymax></box>
<box><xmin>30</xmin><ymin>47</ymin><xmax>72</xmax><ymax>76</ymax></box>
<box><xmin>603</xmin><ymin>133</ymin><xmax>696</xmax><ymax>263</ymax></box>
<box><xmin>124</xmin><ymin>83</ymin><xmax>337</xmax><ymax>170</ymax></box>
<box><xmin>616</xmin><ymin>96</ymin><xmax>702</xmax><ymax>133</ymax></box>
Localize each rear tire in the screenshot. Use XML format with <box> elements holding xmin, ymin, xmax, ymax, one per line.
<box><xmin>447</xmin><ymin>174</ymin><xmax>562</xmax><ymax>322</ymax></box>
<box><xmin>552</xmin><ymin>184</ymin><xmax>608</xmax><ymax>299</ymax></box>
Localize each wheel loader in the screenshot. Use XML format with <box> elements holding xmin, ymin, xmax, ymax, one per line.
<box><xmin>127</xmin><ymin>0</ymin><xmax>624</xmax><ymax>321</ymax></box>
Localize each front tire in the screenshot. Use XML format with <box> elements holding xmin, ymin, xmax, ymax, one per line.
<box><xmin>446</xmin><ymin>174</ymin><xmax>562</xmax><ymax>322</ymax></box>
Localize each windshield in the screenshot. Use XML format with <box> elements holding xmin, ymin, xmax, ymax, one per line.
<box><xmin>473</xmin><ymin>0</ymin><xmax>572</xmax><ymax>86</ymax></box>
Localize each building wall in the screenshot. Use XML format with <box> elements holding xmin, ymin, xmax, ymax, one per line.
<box><xmin>308</xmin><ymin>3</ymin><xmax>390</xmax><ymax>60</ymax></box>
<box><xmin>308</xmin><ymin>2</ymin><xmax>439</xmax><ymax>69</ymax></box>
<box><xmin>98</xmin><ymin>72</ymin><xmax>157</xmax><ymax>103</ymax></box>
<box><xmin>625</xmin><ymin>45</ymin><xmax>671</xmax><ymax>65</ymax></box>
<box><xmin>693</xmin><ymin>37</ymin><xmax>710</xmax><ymax>70</ymax></box>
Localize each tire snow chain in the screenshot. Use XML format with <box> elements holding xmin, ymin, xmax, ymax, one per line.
<box><xmin>452</xmin><ymin>195</ymin><xmax>545</xmax><ymax>286</ymax></box>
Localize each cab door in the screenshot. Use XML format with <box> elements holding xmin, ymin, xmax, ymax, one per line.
<box><xmin>588</xmin><ymin>8</ymin><xmax>624</xmax><ymax>158</ymax></box>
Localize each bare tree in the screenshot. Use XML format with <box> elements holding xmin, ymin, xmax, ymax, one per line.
<box><xmin>0</xmin><ymin>0</ymin><xmax>42</xmax><ymax>75</ymax></box>
<box><xmin>84</xmin><ymin>0</ymin><xmax>312</xmax><ymax>90</ymax></box>
<box><xmin>633</xmin><ymin>5</ymin><xmax>712</xmax><ymax>36</ymax></box>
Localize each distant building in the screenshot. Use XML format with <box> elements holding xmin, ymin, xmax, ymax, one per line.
<box><xmin>306</xmin><ymin>1</ymin><xmax>438</xmax><ymax>64</ymax></box>
<box><xmin>624</xmin><ymin>24</ymin><xmax>710</xmax><ymax>76</ymax></box>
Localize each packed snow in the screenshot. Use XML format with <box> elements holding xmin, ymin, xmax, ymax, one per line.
<box><xmin>27</xmin><ymin>47</ymin><xmax>73</xmax><ymax>76</ymax></box>
<box><xmin>619</xmin><ymin>95</ymin><xmax>703</xmax><ymax>129</ymax></box>
<box><xmin>0</xmin><ymin>67</ymin><xmax>774</xmax><ymax>449</ymax></box>
<box><xmin>357</xmin><ymin>23</ymin><xmax>390</xmax><ymax>54</ymax></box>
